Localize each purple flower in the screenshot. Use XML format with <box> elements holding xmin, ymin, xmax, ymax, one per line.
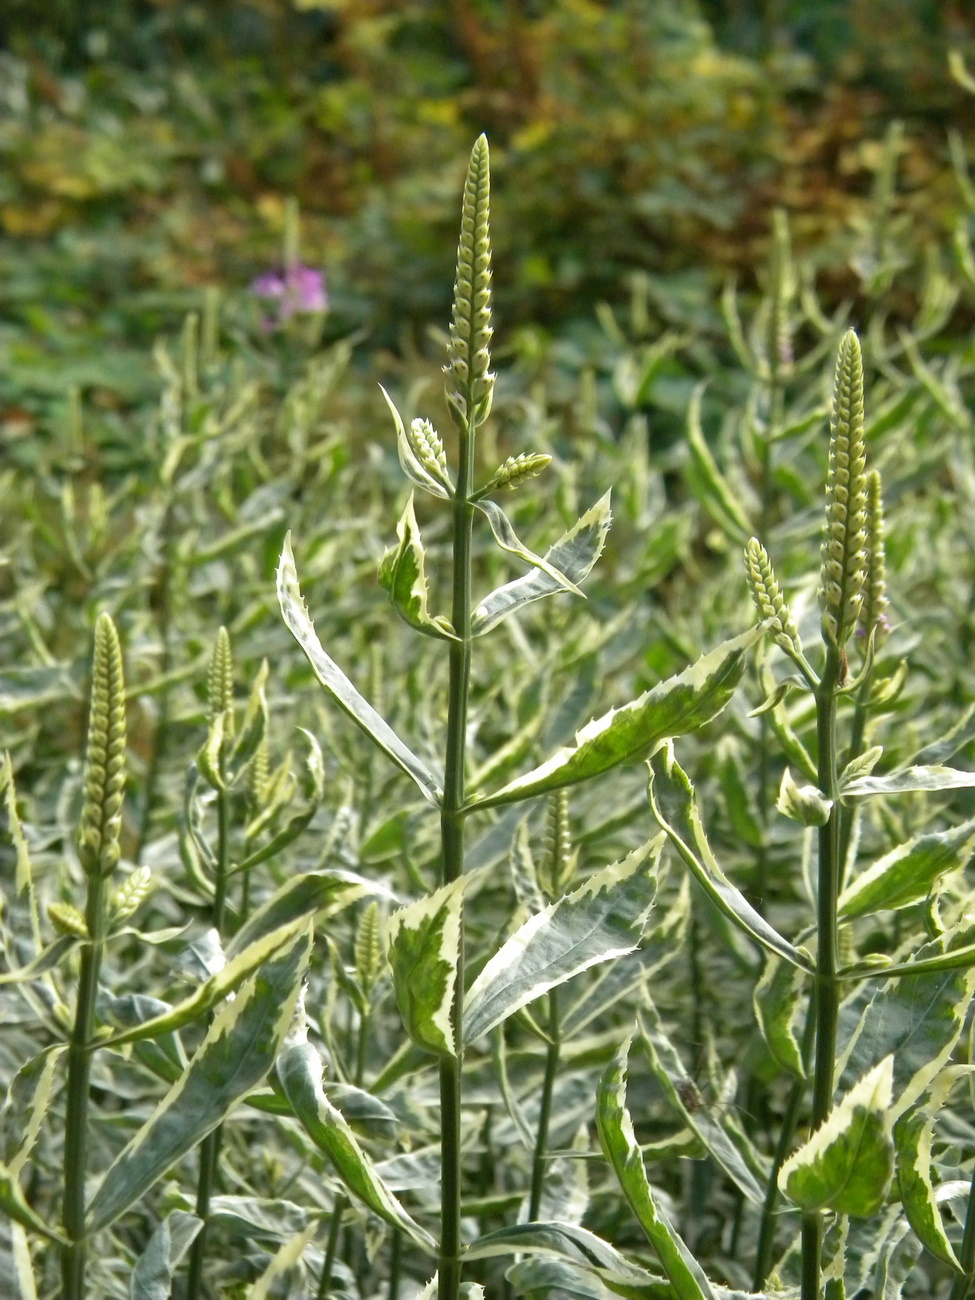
<box><xmin>251</xmin><ymin>263</ymin><xmax>328</xmax><ymax>328</ymax></box>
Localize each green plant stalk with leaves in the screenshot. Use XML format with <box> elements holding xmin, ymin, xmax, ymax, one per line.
<box><xmin>61</xmin><ymin>612</ymin><xmax>127</xmax><ymax>1299</ymax></box>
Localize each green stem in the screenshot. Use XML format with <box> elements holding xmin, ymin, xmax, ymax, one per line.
<box><xmin>950</xmin><ymin>1160</ymin><xmax>975</xmax><ymax>1300</ymax></box>
<box><xmin>387</xmin><ymin>1229</ymin><xmax>402</xmax><ymax>1300</ymax></box>
<box><xmin>528</xmin><ymin>990</ymin><xmax>561</xmax><ymax>1222</ymax></box>
<box><xmin>802</xmin><ymin>643</ymin><xmax>842</xmax><ymax>1300</ymax></box>
<box><xmin>61</xmin><ymin>871</ymin><xmax>108</xmax><ymax>1299</ymax></box>
<box><xmin>837</xmin><ymin>672</ymin><xmax>872</xmax><ymax>890</ymax></box>
<box><xmin>438</xmin><ymin>413</ymin><xmax>475</xmax><ymax>1300</ymax></box>
<box><xmin>185</xmin><ymin>784</ymin><xmax>231</xmax><ymax>1300</ymax></box>
<box><xmin>317</xmin><ymin>1197</ymin><xmax>345</xmax><ymax>1300</ymax></box>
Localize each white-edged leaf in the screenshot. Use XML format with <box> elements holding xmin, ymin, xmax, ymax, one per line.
<box><xmin>277</xmin><ymin>535</ymin><xmax>443</xmax><ymax>807</ymax></box>
<box><xmin>477</xmin><ymin>626</ymin><xmax>764</xmax><ymax>809</ymax></box>
<box><xmin>277</xmin><ymin>1036</ymin><xmax>436</xmax><ymax>1254</ymax></box>
<box><xmin>779</xmin><ymin>1057</ymin><xmax>895</xmax><ymax>1217</ymax></box>
<box><xmin>595</xmin><ymin>1037</ymin><xmax>717</xmax><ymax>1300</ymax></box>
<box><xmin>228</xmin><ymin>870</ymin><xmax>385</xmax><ymax>959</ymax></box>
<box><xmin>380</xmin><ymin>385</ymin><xmax>451</xmax><ymax>500</ymax></box>
<box><xmin>463</xmin><ymin>838</ymin><xmax>660</xmax><ymax>1044</ymax></box>
<box><xmin>86</xmin><ymin>925</ymin><xmax>311</xmax><ymax>1234</ymax></box>
<box><xmin>474</xmin><ymin>499</ymin><xmax>585</xmax><ymax>597</ymax></box>
<box><xmin>776</xmin><ymin>767</ymin><xmax>831</xmax><ymax>827</ymax></box>
<box><xmin>684</xmin><ymin>383</ymin><xmax>751</xmax><ymax>542</ymax></box>
<box><xmin>639</xmin><ymin>1003</ymin><xmax>768</xmax><ymax>1205</ymax></box>
<box><xmin>753</xmin><ymin>956</ymin><xmax>805</xmax><ymax>1078</ymax></box>
<box><xmin>247</xmin><ymin>1222</ymin><xmax>319</xmax><ymax>1299</ymax></box>
<box><xmin>387</xmin><ymin>877</ymin><xmax>464</xmax><ymax>1057</ymax></box>
<box><xmin>0</xmin><ymin>1160</ymin><xmax>65</xmax><ymax>1244</ymax></box>
<box><xmin>471</xmin><ymin>493</ymin><xmax>612</xmax><ymax>636</ymax></box>
<box><xmin>0</xmin><ymin>1220</ymin><xmax>38</xmax><ymax>1300</ymax></box>
<box><xmin>465</xmin><ymin>1221</ymin><xmax>658</xmax><ymax>1292</ymax></box>
<box><xmin>0</xmin><ymin>935</ymin><xmax>77</xmax><ymax>986</ymax></box>
<box><xmin>0</xmin><ymin>1045</ymin><xmax>65</xmax><ymax>1177</ymax></box>
<box><xmin>129</xmin><ymin>1211</ymin><xmax>203</xmax><ymax>1300</ymax></box>
<box><xmin>378</xmin><ymin>494</ymin><xmax>456</xmax><ymax>640</ymax></box>
<box><xmin>838</xmin><ymin>820</ymin><xmax>975</xmax><ymax>919</ymax></box>
<box><xmin>647</xmin><ymin>743</ymin><xmax>811</xmax><ymax>971</ymax></box>
<box><xmin>843</xmin><ymin>765</ymin><xmax>975</xmax><ymax>799</ymax></box>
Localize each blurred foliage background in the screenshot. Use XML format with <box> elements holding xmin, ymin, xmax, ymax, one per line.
<box><xmin>0</xmin><ymin>0</ymin><xmax>972</xmax><ymax>432</ymax></box>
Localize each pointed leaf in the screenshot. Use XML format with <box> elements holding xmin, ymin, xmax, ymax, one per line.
<box><xmin>380</xmin><ymin>385</ymin><xmax>451</xmax><ymax>500</ymax></box>
<box><xmin>685</xmin><ymin>384</ymin><xmax>751</xmax><ymax>542</ymax></box>
<box><xmin>277</xmin><ymin>535</ymin><xmax>443</xmax><ymax>807</ymax></box>
<box><xmin>647</xmin><ymin>743</ymin><xmax>811</xmax><ymax>971</ymax></box>
<box><xmin>0</xmin><ymin>1160</ymin><xmax>65</xmax><ymax>1243</ymax></box>
<box><xmin>753</xmin><ymin>955</ymin><xmax>806</xmax><ymax>1078</ymax></box>
<box><xmin>474</xmin><ymin>499</ymin><xmax>585</xmax><ymax>597</ymax></box>
<box><xmin>277</xmin><ymin>1036</ymin><xmax>436</xmax><ymax>1254</ymax></box>
<box><xmin>476</xmin><ymin>627</ymin><xmax>764</xmax><ymax>809</ymax></box>
<box><xmin>87</xmin><ymin>926</ymin><xmax>311</xmax><ymax>1233</ymax></box>
<box><xmin>843</xmin><ymin>766</ymin><xmax>975</xmax><ymax>799</ymax></box>
<box><xmin>838</xmin><ymin>820</ymin><xmax>975</xmax><ymax>919</ymax></box>
<box><xmin>0</xmin><ymin>936</ymin><xmax>78</xmax><ymax>986</ymax></box>
<box><xmin>387</xmin><ymin>877</ymin><xmax>464</xmax><ymax>1057</ymax></box>
<box><xmin>639</xmin><ymin>1002</ymin><xmax>767</xmax><ymax>1204</ymax></box>
<box><xmin>471</xmin><ymin>493</ymin><xmax>612</xmax><ymax>636</ymax></box>
<box><xmin>595</xmin><ymin>1038</ymin><xmax>717</xmax><ymax>1300</ymax></box>
<box><xmin>247</xmin><ymin>1222</ymin><xmax>319</xmax><ymax>1299</ymax></box>
<box><xmin>779</xmin><ymin>1058</ymin><xmax>895</xmax><ymax>1217</ymax></box>
<box><xmin>379</xmin><ymin>494</ymin><xmax>455</xmax><ymax>639</ymax></box>
<box><xmin>463</xmin><ymin>838</ymin><xmax>659</xmax><ymax>1045</ymax></box>
<box><xmin>465</xmin><ymin>1221</ymin><xmax>658</xmax><ymax>1292</ymax></box>
<box><xmin>0</xmin><ymin>1221</ymin><xmax>38</xmax><ymax>1300</ymax></box>
<box><xmin>228</xmin><ymin>870</ymin><xmax>384</xmax><ymax>959</ymax></box>
<box><xmin>0</xmin><ymin>1045</ymin><xmax>66</xmax><ymax>1176</ymax></box>
<box><xmin>130</xmin><ymin>1212</ymin><xmax>203</xmax><ymax>1300</ymax></box>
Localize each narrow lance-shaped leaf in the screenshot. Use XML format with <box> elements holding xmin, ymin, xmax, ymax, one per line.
<box><xmin>86</xmin><ymin>925</ymin><xmax>311</xmax><ymax>1233</ymax></box>
<box><xmin>277</xmin><ymin>1034</ymin><xmax>436</xmax><ymax>1254</ymax></box>
<box><xmin>475</xmin><ymin>626</ymin><xmax>764</xmax><ymax>809</ymax></box>
<box><xmin>378</xmin><ymin>494</ymin><xmax>456</xmax><ymax>640</ymax></box>
<box><xmin>471</xmin><ymin>493</ymin><xmax>612</xmax><ymax>636</ymax></box>
<box><xmin>895</xmin><ymin>1067</ymin><xmax>975</xmax><ymax>1272</ymax></box>
<box><xmin>465</xmin><ymin>1221</ymin><xmax>658</xmax><ymax>1292</ymax></box>
<box><xmin>277</xmin><ymin>535</ymin><xmax>443</xmax><ymax>807</ymax></box>
<box><xmin>1</xmin><ymin>1220</ymin><xmax>38</xmax><ymax>1300</ymax></box>
<box><xmin>639</xmin><ymin>1003</ymin><xmax>767</xmax><ymax>1205</ymax></box>
<box><xmin>474</xmin><ymin>498</ymin><xmax>585</xmax><ymax>597</ymax></box>
<box><xmin>843</xmin><ymin>765</ymin><xmax>975</xmax><ymax>799</ymax></box>
<box><xmin>380</xmin><ymin>386</ymin><xmax>451</xmax><ymax>500</ymax></box>
<box><xmin>647</xmin><ymin>743</ymin><xmax>812</xmax><ymax>971</ymax></box>
<box><xmin>0</xmin><ymin>1045</ymin><xmax>66</xmax><ymax>1176</ymax></box>
<box><xmin>753</xmin><ymin>955</ymin><xmax>806</xmax><ymax>1078</ymax></box>
<box><xmin>463</xmin><ymin>838</ymin><xmax>660</xmax><ymax>1045</ymax></box>
<box><xmin>387</xmin><ymin>877</ymin><xmax>464</xmax><ymax>1057</ymax></box>
<box><xmin>685</xmin><ymin>383</ymin><xmax>751</xmax><ymax>542</ymax></box>
<box><xmin>779</xmin><ymin>1057</ymin><xmax>895</xmax><ymax>1217</ymax></box>
<box><xmin>595</xmin><ymin>1038</ymin><xmax>717</xmax><ymax>1300</ymax></box>
<box><xmin>247</xmin><ymin>1222</ymin><xmax>319</xmax><ymax>1300</ymax></box>
<box><xmin>838</xmin><ymin>819</ymin><xmax>975</xmax><ymax>919</ymax></box>
<box><xmin>228</xmin><ymin>870</ymin><xmax>386</xmax><ymax>959</ymax></box>
<box><xmin>129</xmin><ymin>1212</ymin><xmax>203</xmax><ymax>1300</ymax></box>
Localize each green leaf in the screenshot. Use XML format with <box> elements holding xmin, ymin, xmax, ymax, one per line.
<box><xmin>129</xmin><ymin>1212</ymin><xmax>203</xmax><ymax>1300</ymax></box>
<box><xmin>779</xmin><ymin>1057</ymin><xmax>895</xmax><ymax>1217</ymax></box>
<box><xmin>504</xmin><ymin>1257</ymin><xmax>607</xmax><ymax>1300</ymax></box>
<box><xmin>86</xmin><ymin>925</ymin><xmax>311</xmax><ymax>1234</ymax></box>
<box><xmin>838</xmin><ymin>820</ymin><xmax>975</xmax><ymax>919</ymax></box>
<box><xmin>0</xmin><ymin>1221</ymin><xmax>38</xmax><ymax>1300</ymax></box>
<box><xmin>463</xmin><ymin>838</ymin><xmax>659</xmax><ymax>1045</ymax></box>
<box><xmin>595</xmin><ymin>1037</ymin><xmax>717</xmax><ymax>1299</ymax></box>
<box><xmin>465</xmin><ymin>1221</ymin><xmax>658</xmax><ymax>1293</ymax></box>
<box><xmin>470</xmin><ymin>493</ymin><xmax>612</xmax><ymax>636</ymax></box>
<box><xmin>277</xmin><ymin>534</ymin><xmax>443</xmax><ymax>807</ymax></box>
<box><xmin>474</xmin><ymin>499</ymin><xmax>585</xmax><ymax>597</ymax></box>
<box><xmin>647</xmin><ymin>743</ymin><xmax>811</xmax><ymax>971</ymax></box>
<box><xmin>0</xmin><ymin>1160</ymin><xmax>65</xmax><ymax>1244</ymax></box>
<box><xmin>379</xmin><ymin>494</ymin><xmax>456</xmax><ymax>639</ymax></box>
<box><xmin>776</xmin><ymin>767</ymin><xmax>832</xmax><ymax>827</ymax></box>
<box><xmin>228</xmin><ymin>870</ymin><xmax>383</xmax><ymax>959</ymax></box>
<box><xmin>685</xmin><ymin>383</ymin><xmax>751</xmax><ymax>542</ymax></box>
<box><xmin>0</xmin><ymin>1045</ymin><xmax>66</xmax><ymax>1177</ymax></box>
<box><xmin>227</xmin><ymin>660</ymin><xmax>269</xmax><ymax>780</ymax></box>
<box><xmin>0</xmin><ymin>935</ymin><xmax>79</xmax><ymax>986</ymax></box>
<box><xmin>843</xmin><ymin>765</ymin><xmax>975</xmax><ymax>799</ymax></box>
<box><xmin>247</xmin><ymin>1222</ymin><xmax>319</xmax><ymax>1299</ymax></box>
<box><xmin>837</xmin><ymin>920</ymin><xmax>975</xmax><ymax>1118</ymax></box>
<box><xmin>101</xmin><ymin>919</ymin><xmax>308</xmax><ymax>1049</ymax></box>
<box><xmin>476</xmin><ymin>626</ymin><xmax>763</xmax><ymax>809</ymax></box>
<box><xmin>380</xmin><ymin>385</ymin><xmax>451</xmax><ymax>501</ymax></box>
<box><xmin>753</xmin><ymin>956</ymin><xmax>806</xmax><ymax>1078</ymax></box>
<box><xmin>276</xmin><ymin>1035</ymin><xmax>436</xmax><ymax>1254</ymax></box>
<box><xmin>639</xmin><ymin>1003</ymin><xmax>768</xmax><ymax>1205</ymax></box>
<box><xmin>895</xmin><ymin>1067</ymin><xmax>974</xmax><ymax>1272</ymax></box>
<box><xmin>387</xmin><ymin>877</ymin><xmax>464</xmax><ymax>1057</ymax></box>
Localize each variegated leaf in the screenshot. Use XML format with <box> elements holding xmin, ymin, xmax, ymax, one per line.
<box><xmin>476</xmin><ymin>626</ymin><xmax>764</xmax><ymax>809</ymax></box>
<box><xmin>0</xmin><ymin>1219</ymin><xmax>38</xmax><ymax>1300</ymax></box>
<box><xmin>130</xmin><ymin>1211</ymin><xmax>203</xmax><ymax>1300</ymax></box>
<box><xmin>471</xmin><ymin>492</ymin><xmax>612</xmax><ymax>636</ymax></box>
<box><xmin>463</xmin><ymin>838</ymin><xmax>659</xmax><ymax>1045</ymax></box>
<box><xmin>247</xmin><ymin>1222</ymin><xmax>319</xmax><ymax>1299</ymax></box>
<box><xmin>387</xmin><ymin>877</ymin><xmax>464</xmax><ymax>1057</ymax></box>
<box><xmin>379</xmin><ymin>494</ymin><xmax>455</xmax><ymax>639</ymax></box>
<box><xmin>87</xmin><ymin>925</ymin><xmax>311</xmax><ymax>1233</ymax></box>
<box><xmin>0</xmin><ymin>1045</ymin><xmax>65</xmax><ymax>1176</ymax></box>
<box><xmin>595</xmin><ymin>1038</ymin><xmax>717</xmax><ymax>1300</ymax></box>
<box><xmin>277</xmin><ymin>1035</ymin><xmax>436</xmax><ymax>1254</ymax></box>
<box><xmin>228</xmin><ymin>869</ymin><xmax>385</xmax><ymax>959</ymax></box>
<box><xmin>838</xmin><ymin>819</ymin><xmax>975</xmax><ymax>919</ymax></box>
<box><xmin>277</xmin><ymin>534</ymin><xmax>443</xmax><ymax>807</ymax></box>
<box><xmin>779</xmin><ymin>1057</ymin><xmax>895</xmax><ymax>1217</ymax></box>
<box><xmin>474</xmin><ymin>498</ymin><xmax>585</xmax><ymax>597</ymax></box>
<box><xmin>647</xmin><ymin>743</ymin><xmax>811</xmax><ymax>971</ymax></box>
<box><xmin>465</xmin><ymin>1221</ymin><xmax>657</xmax><ymax>1293</ymax></box>
<box><xmin>0</xmin><ymin>1159</ymin><xmax>64</xmax><ymax>1243</ymax></box>
<box><xmin>754</xmin><ymin>955</ymin><xmax>806</xmax><ymax>1078</ymax></box>
<box><xmin>843</xmin><ymin>765</ymin><xmax>975</xmax><ymax>799</ymax></box>
<box><xmin>380</xmin><ymin>385</ymin><xmax>451</xmax><ymax>500</ymax></box>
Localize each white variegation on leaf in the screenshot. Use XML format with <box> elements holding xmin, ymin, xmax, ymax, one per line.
<box><xmin>779</xmin><ymin>1057</ymin><xmax>895</xmax><ymax>1218</ymax></box>
<box><xmin>838</xmin><ymin>819</ymin><xmax>975</xmax><ymax>919</ymax></box>
<box><xmin>129</xmin><ymin>1212</ymin><xmax>202</xmax><ymax>1300</ymax></box>
<box><xmin>776</xmin><ymin>766</ymin><xmax>832</xmax><ymax>827</ymax></box>
<box><xmin>473</xmin><ymin>498</ymin><xmax>585</xmax><ymax>597</ymax></box>
<box><xmin>277</xmin><ymin>534</ymin><xmax>443</xmax><ymax>807</ymax></box>
<box><xmin>380</xmin><ymin>386</ymin><xmax>451</xmax><ymax>500</ymax></box>
<box><xmin>471</xmin><ymin>492</ymin><xmax>612</xmax><ymax>636</ymax></box>
<box><xmin>753</xmin><ymin>955</ymin><xmax>806</xmax><ymax>1078</ymax></box>
<box><xmin>463</xmin><ymin>837</ymin><xmax>660</xmax><ymax>1044</ymax></box>
<box><xmin>387</xmin><ymin>877</ymin><xmax>465</xmax><ymax>1057</ymax></box>
<box><xmin>378</xmin><ymin>494</ymin><xmax>456</xmax><ymax>640</ymax></box>
<box><xmin>476</xmin><ymin>625</ymin><xmax>765</xmax><ymax>809</ymax></box>
<box><xmin>842</xmin><ymin>764</ymin><xmax>975</xmax><ymax>799</ymax></box>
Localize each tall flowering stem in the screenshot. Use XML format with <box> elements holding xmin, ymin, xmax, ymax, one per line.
<box><xmin>62</xmin><ymin>613</ymin><xmax>126</xmax><ymax>1298</ymax></box>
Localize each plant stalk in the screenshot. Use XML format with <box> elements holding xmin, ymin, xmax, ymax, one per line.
<box><xmin>61</xmin><ymin>871</ymin><xmax>109</xmax><ymax>1298</ymax></box>
<box><xmin>528</xmin><ymin>989</ymin><xmax>561</xmax><ymax>1221</ymax></box>
<box><xmin>950</xmin><ymin>1158</ymin><xmax>975</xmax><ymax>1300</ymax></box>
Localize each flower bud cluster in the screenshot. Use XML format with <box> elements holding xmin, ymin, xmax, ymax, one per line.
<box><xmin>446</xmin><ymin>134</ymin><xmax>494</xmax><ymax>427</ymax></box>
<box><xmin>819</xmin><ymin>330</ymin><xmax>868</xmax><ymax>647</ymax></box>
<box><xmin>78</xmin><ymin>613</ymin><xmax>127</xmax><ymax>878</ymax></box>
<box><xmin>744</xmin><ymin>537</ymin><xmax>802</xmax><ymax>658</ymax></box>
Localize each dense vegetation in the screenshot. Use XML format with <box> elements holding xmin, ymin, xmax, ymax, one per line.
<box><xmin>4</xmin><ymin>4</ymin><xmax>975</xmax><ymax>1298</ymax></box>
